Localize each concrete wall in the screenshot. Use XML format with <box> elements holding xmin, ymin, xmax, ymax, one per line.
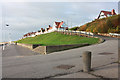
<box><xmin>46</xmin><ymin>44</ymin><xmax>89</xmax><ymax>54</ymax></box>
<box><xmin>17</xmin><ymin>43</ymin><xmax>33</xmax><ymax>49</ymax></box>
<box><xmin>17</xmin><ymin>43</ymin><xmax>41</xmax><ymax>49</ymax></box>
<box><xmin>32</xmin><ymin>46</ymin><xmax>46</xmax><ymax>54</ymax></box>
<box><xmin>17</xmin><ymin>43</ymin><xmax>89</xmax><ymax>54</ymax></box>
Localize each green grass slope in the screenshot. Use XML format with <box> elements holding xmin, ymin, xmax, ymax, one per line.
<box><xmin>75</xmin><ymin>14</ymin><xmax>120</xmax><ymax>33</ymax></box>
<box><xmin>16</xmin><ymin>32</ymin><xmax>99</xmax><ymax>46</ymax></box>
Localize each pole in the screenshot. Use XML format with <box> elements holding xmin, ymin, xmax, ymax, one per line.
<box><xmin>82</xmin><ymin>51</ymin><xmax>92</xmax><ymax>72</ymax></box>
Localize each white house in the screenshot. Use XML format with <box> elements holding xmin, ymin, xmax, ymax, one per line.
<box><xmin>22</xmin><ymin>21</ymin><xmax>68</xmax><ymax>38</ymax></box>
<box><xmin>97</xmin><ymin>9</ymin><xmax>116</xmax><ymax>19</ymax></box>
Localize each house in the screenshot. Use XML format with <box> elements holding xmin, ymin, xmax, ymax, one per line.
<box><xmin>35</xmin><ymin>30</ymin><xmax>41</xmax><ymax>35</ymax></box>
<box><xmin>22</xmin><ymin>21</ymin><xmax>69</xmax><ymax>38</ymax></box>
<box><xmin>30</xmin><ymin>32</ymin><xmax>36</xmax><ymax>37</ymax></box>
<box><xmin>23</xmin><ymin>32</ymin><xmax>36</xmax><ymax>38</ymax></box>
<box><xmin>47</xmin><ymin>25</ymin><xmax>54</xmax><ymax>32</ymax></box>
<box><xmin>98</xmin><ymin>9</ymin><xmax>116</xmax><ymax>19</ymax></box>
<box><xmin>52</xmin><ymin>21</ymin><xmax>68</xmax><ymax>31</ymax></box>
<box><xmin>41</xmin><ymin>28</ymin><xmax>45</xmax><ymax>34</ymax></box>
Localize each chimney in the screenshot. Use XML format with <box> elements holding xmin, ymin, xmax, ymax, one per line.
<box><xmin>66</xmin><ymin>27</ymin><xmax>68</xmax><ymax>30</ymax></box>
<box><xmin>49</xmin><ymin>25</ymin><xmax>51</xmax><ymax>28</ymax></box>
<box><xmin>41</xmin><ymin>28</ymin><xmax>43</xmax><ymax>30</ymax></box>
<box><xmin>111</xmin><ymin>9</ymin><xmax>116</xmax><ymax>15</ymax></box>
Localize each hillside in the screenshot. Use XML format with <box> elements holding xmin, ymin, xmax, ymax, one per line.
<box><xmin>75</xmin><ymin>14</ymin><xmax>120</xmax><ymax>33</ymax></box>
<box><xmin>16</xmin><ymin>32</ymin><xmax>99</xmax><ymax>46</ymax></box>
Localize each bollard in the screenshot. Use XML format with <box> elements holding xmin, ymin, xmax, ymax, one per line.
<box><xmin>2</xmin><ymin>44</ymin><xmax>5</xmax><ymax>50</ymax></box>
<box><xmin>82</xmin><ymin>51</ymin><xmax>92</xmax><ymax>72</ymax></box>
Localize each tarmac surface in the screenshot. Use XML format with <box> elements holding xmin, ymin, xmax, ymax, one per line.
<box><xmin>1</xmin><ymin>36</ymin><xmax>119</xmax><ymax>79</ymax></box>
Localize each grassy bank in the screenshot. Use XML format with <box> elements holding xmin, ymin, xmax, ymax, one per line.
<box><xmin>71</xmin><ymin>14</ymin><xmax>120</xmax><ymax>33</ymax></box>
<box><xmin>16</xmin><ymin>32</ymin><xmax>99</xmax><ymax>46</ymax></box>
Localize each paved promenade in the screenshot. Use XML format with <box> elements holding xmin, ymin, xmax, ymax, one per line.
<box><xmin>2</xmin><ymin>37</ymin><xmax>119</xmax><ymax>79</ymax></box>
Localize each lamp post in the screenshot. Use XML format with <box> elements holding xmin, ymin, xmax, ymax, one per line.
<box><xmin>6</xmin><ymin>24</ymin><xmax>11</xmax><ymax>44</ymax></box>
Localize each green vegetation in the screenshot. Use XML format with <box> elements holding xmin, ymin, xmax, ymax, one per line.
<box><xmin>16</xmin><ymin>32</ymin><xmax>99</xmax><ymax>46</ymax></box>
<box><xmin>72</xmin><ymin>14</ymin><xmax>120</xmax><ymax>33</ymax></box>
<box><xmin>69</xmin><ymin>26</ymin><xmax>79</xmax><ymax>30</ymax></box>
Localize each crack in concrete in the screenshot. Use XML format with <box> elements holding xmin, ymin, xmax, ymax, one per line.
<box><xmin>42</xmin><ymin>61</ymin><xmax>118</xmax><ymax>80</ymax></box>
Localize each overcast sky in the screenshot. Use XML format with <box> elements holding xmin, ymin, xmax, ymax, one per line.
<box><xmin>0</xmin><ymin>2</ymin><xmax>119</xmax><ymax>42</ymax></box>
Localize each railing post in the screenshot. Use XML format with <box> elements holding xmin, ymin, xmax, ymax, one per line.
<box><xmin>82</xmin><ymin>51</ymin><xmax>92</xmax><ymax>72</ymax></box>
<box><xmin>79</xmin><ymin>31</ymin><xmax>81</xmax><ymax>36</ymax></box>
<box><xmin>71</xmin><ymin>30</ymin><xmax>72</xmax><ymax>35</ymax></box>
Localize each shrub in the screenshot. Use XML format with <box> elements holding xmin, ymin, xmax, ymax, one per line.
<box><xmin>116</xmin><ymin>25</ymin><xmax>120</xmax><ymax>33</ymax></box>
<box><xmin>106</xmin><ymin>19</ymin><xmax>114</xmax><ymax>29</ymax></box>
<box><xmin>93</xmin><ymin>27</ymin><xmax>98</xmax><ymax>34</ymax></box>
<box><xmin>70</xmin><ymin>26</ymin><xmax>79</xmax><ymax>30</ymax></box>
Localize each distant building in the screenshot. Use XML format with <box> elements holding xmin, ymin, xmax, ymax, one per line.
<box><xmin>35</xmin><ymin>30</ymin><xmax>41</xmax><ymax>35</ymax></box>
<box><xmin>53</xmin><ymin>21</ymin><xmax>68</xmax><ymax>31</ymax></box>
<box><xmin>22</xmin><ymin>21</ymin><xmax>68</xmax><ymax>38</ymax></box>
<box><xmin>23</xmin><ymin>32</ymin><xmax>36</xmax><ymax>38</ymax></box>
<box><xmin>47</xmin><ymin>25</ymin><xmax>54</xmax><ymax>32</ymax></box>
<box><xmin>98</xmin><ymin>9</ymin><xmax>116</xmax><ymax>19</ymax></box>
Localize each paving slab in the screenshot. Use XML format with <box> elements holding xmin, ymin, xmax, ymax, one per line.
<box><xmin>91</xmin><ymin>63</ymin><xmax>118</xmax><ymax>78</ymax></box>
<box><xmin>54</xmin><ymin>72</ymin><xmax>98</xmax><ymax>78</ymax></box>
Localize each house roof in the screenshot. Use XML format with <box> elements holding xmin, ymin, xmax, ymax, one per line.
<box><xmin>55</xmin><ymin>21</ymin><xmax>64</xmax><ymax>28</ymax></box>
<box><xmin>47</xmin><ymin>25</ymin><xmax>53</xmax><ymax>30</ymax></box>
<box><xmin>23</xmin><ymin>32</ymin><xmax>36</xmax><ymax>37</ymax></box>
<box><xmin>101</xmin><ymin>11</ymin><xmax>112</xmax><ymax>15</ymax></box>
<box><xmin>48</xmin><ymin>27</ymin><xmax>52</xmax><ymax>30</ymax></box>
<box><xmin>98</xmin><ymin>9</ymin><xmax>116</xmax><ymax>19</ymax></box>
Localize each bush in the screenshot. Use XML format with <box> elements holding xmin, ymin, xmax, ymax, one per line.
<box><xmin>69</xmin><ymin>26</ymin><xmax>79</xmax><ymax>30</ymax></box>
<box><xmin>108</xmin><ymin>28</ymin><xmax>116</xmax><ymax>33</ymax></box>
<box><xmin>106</xmin><ymin>19</ymin><xmax>114</xmax><ymax>29</ymax></box>
<box><xmin>93</xmin><ymin>27</ymin><xmax>98</xmax><ymax>34</ymax></box>
<box><xmin>116</xmin><ymin>25</ymin><xmax>120</xmax><ymax>33</ymax></box>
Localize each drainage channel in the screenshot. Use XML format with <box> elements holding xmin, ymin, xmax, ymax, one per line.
<box><xmin>98</xmin><ymin>52</ymin><xmax>114</xmax><ymax>55</ymax></box>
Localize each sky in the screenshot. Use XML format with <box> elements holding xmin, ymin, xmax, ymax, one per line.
<box><xmin>0</xmin><ymin>1</ymin><xmax>119</xmax><ymax>42</ymax></box>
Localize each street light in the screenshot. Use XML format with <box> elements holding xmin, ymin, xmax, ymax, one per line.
<box><xmin>5</xmin><ymin>24</ymin><xmax>11</xmax><ymax>44</ymax></box>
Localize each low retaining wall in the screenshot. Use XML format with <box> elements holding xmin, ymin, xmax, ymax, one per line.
<box><xmin>17</xmin><ymin>43</ymin><xmax>89</xmax><ymax>54</ymax></box>
<box><xmin>17</xmin><ymin>43</ymin><xmax>41</xmax><ymax>49</ymax></box>
<box><xmin>32</xmin><ymin>46</ymin><xmax>46</xmax><ymax>54</ymax></box>
<box><xmin>46</xmin><ymin>44</ymin><xmax>89</xmax><ymax>54</ymax></box>
<box><xmin>32</xmin><ymin>43</ymin><xmax>89</xmax><ymax>54</ymax></box>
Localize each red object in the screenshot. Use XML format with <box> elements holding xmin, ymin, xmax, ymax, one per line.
<box><xmin>49</xmin><ymin>25</ymin><xmax>51</xmax><ymax>28</ymax></box>
<box><xmin>55</xmin><ymin>21</ymin><xmax>64</xmax><ymax>28</ymax></box>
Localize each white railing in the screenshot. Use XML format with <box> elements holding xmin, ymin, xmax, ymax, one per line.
<box><xmin>57</xmin><ymin>30</ymin><xmax>94</xmax><ymax>36</ymax></box>
<box><xmin>23</xmin><ymin>29</ymin><xmax>120</xmax><ymax>39</ymax></box>
<box><xmin>109</xmin><ymin>33</ymin><xmax>120</xmax><ymax>36</ymax></box>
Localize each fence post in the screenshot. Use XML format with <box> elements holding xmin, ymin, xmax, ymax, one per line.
<box><xmin>89</xmin><ymin>32</ymin><xmax>90</xmax><ymax>37</ymax></box>
<box><xmin>82</xmin><ymin>51</ymin><xmax>92</xmax><ymax>72</ymax></box>
<box><xmin>79</xmin><ymin>31</ymin><xmax>81</xmax><ymax>36</ymax></box>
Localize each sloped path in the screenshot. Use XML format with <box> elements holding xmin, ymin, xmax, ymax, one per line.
<box><xmin>2</xmin><ymin>37</ymin><xmax>119</xmax><ymax>79</ymax></box>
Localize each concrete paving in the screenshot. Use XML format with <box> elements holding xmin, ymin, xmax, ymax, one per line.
<box><xmin>2</xmin><ymin>44</ymin><xmax>39</xmax><ymax>57</ymax></box>
<box><xmin>55</xmin><ymin>63</ymin><xmax>118</xmax><ymax>78</ymax></box>
<box><xmin>54</xmin><ymin>71</ymin><xmax>98</xmax><ymax>78</ymax></box>
<box><xmin>2</xmin><ymin>37</ymin><xmax>119</xmax><ymax>79</ymax></box>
